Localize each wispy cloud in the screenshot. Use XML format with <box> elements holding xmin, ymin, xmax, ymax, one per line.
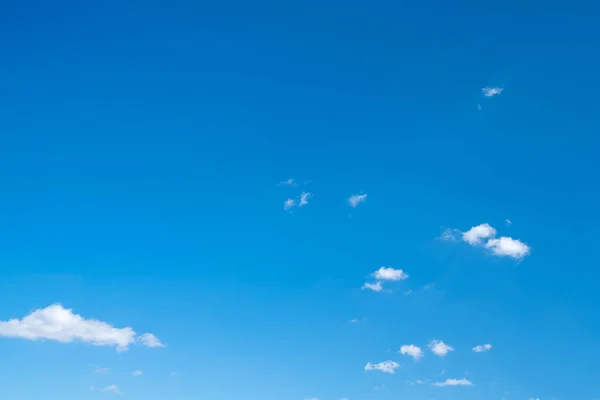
<box><xmin>348</xmin><ymin>318</ymin><xmax>360</xmax><ymax>324</ymax></box>
<box><xmin>440</xmin><ymin>227</ymin><xmax>459</xmax><ymax>241</ymax></box>
<box><xmin>348</xmin><ymin>193</ymin><xmax>367</xmax><ymax>208</ymax></box>
<box><xmin>132</xmin><ymin>370</ymin><xmax>143</xmax><ymax>376</ymax></box>
<box><xmin>90</xmin><ymin>385</ymin><xmax>120</xmax><ymax>394</ymax></box>
<box><xmin>373</xmin><ymin>267</ymin><xmax>409</xmax><ymax>281</ymax></box>
<box><xmin>362</xmin><ymin>281</ymin><xmax>383</xmax><ymax>292</ymax></box>
<box><xmin>433</xmin><ymin>378</ymin><xmax>473</xmax><ymax>387</ymax></box>
<box><xmin>299</xmin><ymin>192</ymin><xmax>311</xmax><ymax>207</ymax></box>
<box><xmin>0</xmin><ymin>304</ymin><xmax>161</xmax><ymax>352</ymax></box>
<box><xmin>472</xmin><ymin>343</ymin><xmax>492</xmax><ymax>353</ymax></box>
<box><xmin>277</xmin><ymin>178</ymin><xmax>296</xmax><ymax>187</ymax></box>
<box><xmin>482</xmin><ymin>87</ymin><xmax>504</xmax><ymax>97</ymax></box>
<box><xmin>95</xmin><ymin>367</ymin><xmax>110</xmax><ymax>374</ymax></box>
<box><xmin>428</xmin><ymin>340</ymin><xmax>454</xmax><ymax>357</ymax></box>
<box><xmin>424</xmin><ymin>282</ymin><xmax>435</xmax><ymax>290</ymax></box>
<box><xmin>400</xmin><ymin>344</ymin><xmax>423</xmax><ymax>361</ymax></box>
<box><xmin>138</xmin><ymin>333</ymin><xmax>165</xmax><ymax>348</ymax></box>
<box><xmin>364</xmin><ymin>360</ymin><xmax>399</xmax><ymax>374</ymax></box>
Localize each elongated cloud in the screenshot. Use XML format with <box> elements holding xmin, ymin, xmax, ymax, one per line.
<box><xmin>362</xmin><ymin>281</ymin><xmax>383</xmax><ymax>292</ymax></box>
<box><xmin>400</xmin><ymin>344</ymin><xmax>423</xmax><ymax>361</ymax></box>
<box><xmin>132</xmin><ymin>370</ymin><xmax>143</xmax><ymax>376</ymax></box>
<box><xmin>0</xmin><ymin>304</ymin><xmax>162</xmax><ymax>352</ymax></box>
<box><xmin>299</xmin><ymin>192</ymin><xmax>311</xmax><ymax>207</ymax></box>
<box><xmin>433</xmin><ymin>378</ymin><xmax>473</xmax><ymax>387</ymax></box>
<box><xmin>373</xmin><ymin>267</ymin><xmax>408</xmax><ymax>281</ymax></box>
<box><xmin>364</xmin><ymin>360</ymin><xmax>399</xmax><ymax>374</ymax></box>
<box><xmin>448</xmin><ymin>223</ymin><xmax>531</xmax><ymax>259</ymax></box>
<box><xmin>90</xmin><ymin>385</ymin><xmax>120</xmax><ymax>393</ymax></box>
<box><xmin>348</xmin><ymin>193</ymin><xmax>367</xmax><ymax>208</ymax></box>
<box><xmin>277</xmin><ymin>178</ymin><xmax>296</xmax><ymax>186</ymax></box>
<box><xmin>428</xmin><ymin>340</ymin><xmax>454</xmax><ymax>357</ymax></box>
<box><xmin>485</xmin><ymin>237</ymin><xmax>530</xmax><ymax>259</ymax></box>
<box><xmin>472</xmin><ymin>343</ymin><xmax>492</xmax><ymax>353</ymax></box>
<box><xmin>482</xmin><ymin>87</ymin><xmax>503</xmax><ymax>97</ymax></box>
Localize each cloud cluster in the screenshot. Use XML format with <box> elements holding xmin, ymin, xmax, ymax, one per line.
<box><xmin>364</xmin><ymin>360</ymin><xmax>399</xmax><ymax>374</ymax></box>
<box><xmin>362</xmin><ymin>267</ymin><xmax>409</xmax><ymax>292</ymax></box>
<box><xmin>472</xmin><ymin>344</ymin><xmax>492</xmax><ymax>353</ymax></box>
<box><xmin>0</xmin><ymin>304</ymin><xmax>163</xmax><ymax>352</ymax></box>
<box><xmin>444</xmin><ymin>223</ymin><xmax>530</xmax><ymax>259</ymax></box>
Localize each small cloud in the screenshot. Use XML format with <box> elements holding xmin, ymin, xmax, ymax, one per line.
<box><xmin>364</xmin><ymin>360</ymin><xmax>399</xmax><ymax>374</ymax></box>
<box><xmin>304</xmin><ymin>398</ymin><xmax>319</xmax><ymax>400</ymax></box>
<box><xmin>529</xmin><ymin>398</ymin><xmax>541</xmax><ymax>400</ymax></box>
<box><xmin>374</xmin><ymin>385</ymin><xmax>386</xmax><ymax>391</ymax></box>
<box><xmin>428</xmin><ymin>340</ymin><xmax>454</xmax><ymax>357</ymax></box>
<box><xmin>433</xmin><ymin>378</ymin><xmax>473</xmax><ymax>387</ymax></box>
<box><xmin>132</xmin><ymin>370</ymin><xmax>143</xmax><ymax>376</ymax></box>
<box><xmin>170</xmin><ymin>372</ymin><xmax>177</xmax><ymax>376</ymax></box>
<box><xmin>284</xmin><ymin>198</ymin><xmax>296</xmax><ymax>211</ymax></box>
<box><xmin>362</xmin><ymin>281</ymin><xmax>383</xmax><ymax>292</ymax></box>
<box><xmin>348</xmin><ymin>318</ymin><xmax>360</xmax><ymax>324</ymax></box>
<box><xmin>348</xmin><ymin>193</ymin><xmax>367</xmax><ymax>208</ymax></box>
<box><xmin>485</xmin><ymin>237</ymin><xmax>530</xmax><ymax>259</ymax></box>
<box><xmin>138</xmin><ymin>333</ymin><xmax>165</xmax><ymax>348</ymax></box>
<box><xmin>423</xmin><ymin>282</ymin><xmax>435</xmax><ymax>290</ymax></box>
<box><xmin>400</xmin><ymin>344</ymin><xmax>423</xmax><ymax>361</ymax></box>
<box><xmin>90</xmin><ymin>385</ymin><xmax>120</xmax><ymax>394</ymax></box>
<box><xmin>440</xmin><ymin>227</ymin><xmax>459</xmax><ymax>241</ymax></box>
<box><xmin>299</xmin><ymin>192</ymin><xmax>311</xmax><ymax>207</ymax></box>
<box><xmin>440</xmin><ymin>369</ymin><xmax>447</xmax><ymax>375</ymax></box>
<box><xmin>482</xmin><ymin>87</ymin><xmax>504</xmax><ymax>97</ymax></box>
<box><xmin>477</xmin><ymin>103</ymin><xmax>482</xmax><ymax>111</ymax></box>
<box><xmin>463</xmin><ymin>223</ymin><xmax>497</xmax><ymax>245</ymax></box>
<box><xmin>472</xmin><ymin>344</ymin><xmax>492</xmax><ymax>353</ymax></box>
<box><xmin>506</xmin><ymin>219</ymin><xmax>512</xmax><ymax>226</ymax></box>
<box><xmin>277</xmin><ymin>178</ymin><xmax>296</xmax><ymax>187</ymax></box>
<box><xmin>95</xmin><ymin>367</ymin><xmax>110</xmax><ymax>374</ymax></box>
<box><xmin>373</xmin><ymin>267</ymin><xmax>409</xmax><ymax>281</ymax></box>
<box><xmin>404</xmin><ymin>289</ymin><xmax>412</xmax><ymax>296</ymax></box>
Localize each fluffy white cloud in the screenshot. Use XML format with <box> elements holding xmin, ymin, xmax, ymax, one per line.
<box><xmin>362</xmin><ymin>281</ymin><xmax>383</xmax><ymax>292</ymax></box>
<box><xmin>428</xmin><ymin>340</ymin><xmax>454</xmax><ymax>357</ymax></box>
<box><xmin>299</xmin><ymin>192</ymin><xmax>311</xmax><ymax>207</ymax></box>
<box><xmin>132</xmin><ymin>370</ymin><xmax>143</xmax><ymax>376</ymax></box>
<box><xmin>482</xmin><ymin>87</ymin><xmax>503</xmax><ymax>97</ymax></box>
<box><xmin>138</xmin><ymin>333</ymin><xmax>164</xmax><ymax>348</ymax></box>
<box><xmin>472</xmin><ymin>343</ymin><xmax>492</xmax><ymax>353</ymax></box>
<box><xmin>90</xmin><ymin>385</ymin><xmax>120</xmax><ymax>393</ymax></box>
<box><xmin>284</xmin><ymin>198</ymin><xmax>296</xmax><ymax>211</ymax></box>
<box><xmin>278</xmin><ymin>178</ymin><xmax>296</xmax><ymax>186</ymax></box>
<box><xmin>0</xmin><ymin>304</ymin><xmax>162</xmax><ymax>352</ymax></box>
<box><xmin>400</xmin><ymin>344</ymin><xmax>423</xmax><ymax>361</ymax></box>
<box><xmin>433</xmin><ymin>378</ymin><xmax>473</xmax><ymax>387</ymax></box>
<box><xmin>364</xmin><ymin>360</ymin><xmax>399</xmax><ymax>374</ymax></box>
<box><xmin>373</xmin><ymin>267</ymin><xmax>408</xmax><ymax>281</ymax></box>
<box><xmin>485</xmin><ymin>237</ymin><xmax>530</xmax><ymax>259</ymax></box>
<box><xmin>462</xmin><ymin>223</ymin><xmax>497</xmax><ymax>245</ymax></box>
<box><xmin>348</xmin><ymin>193</ymin><xmax>367</xmax><ymax>208</ymax></box>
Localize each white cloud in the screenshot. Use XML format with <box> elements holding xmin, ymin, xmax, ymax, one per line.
<box><xmin>0</xmin><ymin>304</ymin><xmax>136</xmax><ymax>351</ymax></box>
<box><xmin>138</xmin><ymin>333</ymin><xmax>165</xmax><ymax>348</ymax></box>
<box><xmin>433</xmin><ymin>378</ymin><xmax>473</xmax><ymax>387</ymax></box>
<box><xmin>506</xmin><ymin>219</ymin><xmax>512</xmax><ymax>226</ymax></box>
<box><xmin>373</xmin><ymin>267</ymin><xmax>408</xmax><ymax>281</ymax></box>
<box><xmin>348</xmin><ymin>193</ymin><xmax>367</xmax><ymax>208</ymax></box>
<box><xmin>362</xmin><ymin>281</ymin><xmax>383</xmax><ymax>292</ymax></box>
<box><xmin>472</xmin><ymin>343</ymin><xmax>492</xmax><ymax>353</ymax></box>
<box><xmin>95</xmin><ymin>367</ymin><xmax>110</xmax><ymax>374</ymax></box>
<box><xmin>348</xmin><ymin>318</ymin><xmax>359</xmax><ymax>324</ymax></box>
<box><xmin>299</xmin><ymin>192</ymin><xmax>311</xmax><ymax>207</ymax></box>
<box><xmin>404</xmin><ymin>289</ymin><xmax>412</xmax><ymax>296</ymax></box>
<box><xmin>482</xmin><ymin>87</ymin><xmax>503</xmax><ymax>97</ymax></box>
<box><xmin>364</xmin><ymin>360</ymin><xmax>399</xmax><ymax>374</ymax></box>
<box><xmin>90</xmin><ymin>385</ymin><xmax>120</xmax><ymax>394</ymax></box>
<box><xmin>132</xmin><ymin>370</ymin><xmax>143</xmax><ymax>376</ymax></box>
<box><xmin>528</xmin><ymin>398</ymin><xmax>540</xmax><ymax>400</ymax></box>
<box><xmin>462</xmin><ymin>223</ymin><xmax>497</xmax><ymax>245</ymax></box>
<box><xmin>305</xmin><ymin>398</ymin><xmax>319</xmax><ymax>400</ymax></box>
<box><xmin>284</xmin><ymin>198</ymin><xmax>296</xmax><ymax>211</ymax></box>
<box><xmin>440</xmin><ymin>228</ymin><xmax>459</xmax><ymax>241</ymax></box>
<box><xmin>400</xmin><ymin>344</ymin><xmax>423</xmax><ymax>361</ymax></box>
<box><xmin>278</xmin><ymin>178</ymin><xmax>296</xmax><ymax>186</ymax></box>
<box><xmin>485</xmin><ymin>237</ymin><xmax>530</xmax><ymax>259</ymax></box>
<box><xmin>428</xmin><ymin>340</ymin><xmax>454</xmax><ymax>357</ymax></box>
<box><xmin>424</xmin><ymin>282</ymin><xmax>435</xmax><ymax>289</ymax></box>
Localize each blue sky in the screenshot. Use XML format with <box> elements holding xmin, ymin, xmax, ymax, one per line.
<box><xmin>1</xmin><ymin>0</ymin><xmax>599</xmax><ymax>399</ymax></box>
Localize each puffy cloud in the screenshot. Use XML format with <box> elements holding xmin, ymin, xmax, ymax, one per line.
<box><xmin>433</xmin><ymin>378</ymin><xmax>473</xmax><ymax>387</ymax></box>
<box><xmin>400</xmin><ymin>344</ymin><xmax>423</xmax><ymax>361</ymax></box>
<box><xmin>132</xmin><ymin>370</ymin><xmax>143</xmax><ymax>376</ymax></box>
<box><xmin>90</xmin><ymin>385</ymin><xmax>120</xmax><ymax>393</ymax></box>
<box><xmin>348</xmin><ymin>193</ymin><xmax>367</xmax><ymax>208</ymax></box>
<box><xmin>462</xmin><ymin>223</ymin><xmax>497</xmax><ymax>245</ymax></box>
<box><xmin>362</xmin><ymin>282</ymin><xmax>383</xmax><ymax>292</ymax></box>
<box><xmin>428</xmin><ymin>340</ymin><xmax>454</xmax><ymax>357</ymax></box>
<box><xmin>299</xmin><ymin>192</ymin><xmax>311</xmax><ymax>207</ymax></box>
<box><xmin>373</xmin><ymin>267</ymin><xmax>408</xmax><ymax>281</ymax></box>
<box><xmin>472</xmin><ymin>343</ymin><xmax>492</xmax><ymax>353</ymax></box>
<box><xmin>284</xmin><ymin>198</ymin><xmax>296</xmax><ymax>211</ymax></box>
<box><xmin>138</xmin><ymin>333</ymin><xmax>165</xmax><ymax>348</ymax></box>
<box><xmin>485</xmin><ymin>237</ymin><xmax>530</xmax><ymax>259</ymax></box>
<box><xmin>364</xmin><ymin>360</ymin><xmax>399</xmax><ymax>374</ymax></box>
<box><xmin>482</xmin><ymin>87</ymin><xmax>503</xmax><ymax>97</ymax></box>
<box><xmin>0</xmin><ymin>304</ymin><xmax>137</xmax><ymax>351</ymax></box>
